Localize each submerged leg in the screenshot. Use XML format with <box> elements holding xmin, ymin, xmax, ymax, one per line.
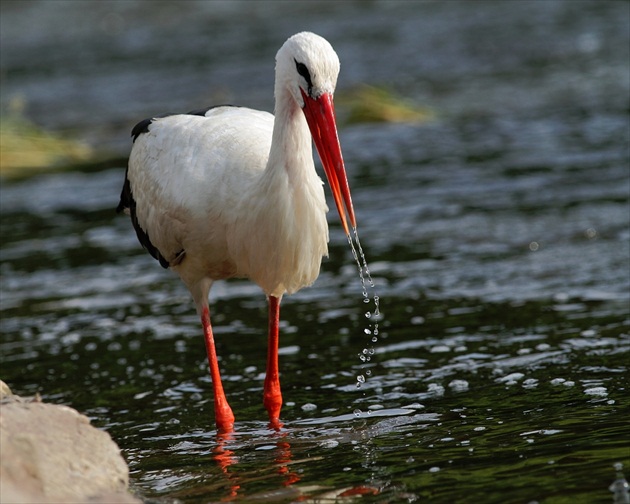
<box><xmin>201</xmin><ymin>305</ymin><xmax>235</xmax><ymax>432</ymax></box>
<box><xmin>263</xmin><ymin>295</ymin><xmax>283</xmax><ymax>427</ymax></box>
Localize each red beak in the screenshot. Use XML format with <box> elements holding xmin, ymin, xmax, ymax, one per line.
<box><xmin>301</xmin><ymin>89</ymin><xmax>356</xmax><ymax>236</ymax></box>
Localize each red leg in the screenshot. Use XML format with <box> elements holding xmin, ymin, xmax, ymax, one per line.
<box><xmin>201</xmin><ymin>306</ymin><xmax>235</xmax><ymax>432</ymax></box>
<box><xmin>263</xmin><ymin>295</ymin><xmax>283</xmax><ymax>428</ymax></box>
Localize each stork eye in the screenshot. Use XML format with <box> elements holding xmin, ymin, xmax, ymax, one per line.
<box><xmin>294</xmin><ymin>59</ymin><xmax>313</xmax><ymax>96</ymax></box>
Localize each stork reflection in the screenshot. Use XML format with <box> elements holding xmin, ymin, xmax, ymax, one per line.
<box><xmin>212</xmin><ymin>428</ymin><xmax>301</xmax><ymax>499</ymax></box>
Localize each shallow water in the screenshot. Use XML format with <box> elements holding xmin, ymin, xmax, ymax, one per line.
<box><xmin>1</xmin><ymin>1</ymin><xmax>629</xmax><ymax>503</ymax></box>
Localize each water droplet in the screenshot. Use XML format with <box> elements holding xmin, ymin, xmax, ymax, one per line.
<box><xmin>319</xmin><ymin>439</ymin><xmax>339</xmax><ymax>449</ymax></box>
<box><xmin>353</xmin><ymin>409</ymin><xmax>362</xmax><ymax>417</ymax></box>
<box><xmin>365</xmin><ymin>370</ymin><xmax>372</xmax><ymax>376</ymax></box>
<box><xmin>348</xmin><ymin>228</ymin><xmax>383</xmax><ymax>392</ymax></box>
<box><xmin>585</xmin><ymin>227</ymin><xmax>597</xmax><ymax>239</ymax></box>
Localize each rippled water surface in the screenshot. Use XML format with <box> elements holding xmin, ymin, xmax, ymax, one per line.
<box><xmin>1</xmin><ymin>1</ymin><xmax>629</xmax><ymax>503</ymax></box>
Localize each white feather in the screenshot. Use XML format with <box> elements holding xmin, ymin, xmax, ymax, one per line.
<box><xmin>126</xmin><ymin>32</ymin><xmax>339</xmax><ymax>311</ymax></box>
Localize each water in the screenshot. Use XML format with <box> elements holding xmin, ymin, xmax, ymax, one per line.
<box><xmin>1</xmin><ymin>1</ymin><xmax>629</xmax><ymax>503</ymax></box>
<box><xmin>348</xmin><ymin>228</ymin><xmax>381</xmax><ymax>389</ymax></box>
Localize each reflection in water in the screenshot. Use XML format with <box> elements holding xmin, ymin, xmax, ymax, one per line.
<box><xmin>213</xmin><ymin>432</ymin><xmax>240</xmax><ymax>500</ymax></box>
<box><xmin>274</xmin><ymin>440</ymin><xmax>300</xmax><ymax>487</ymax></box>
<box><xmin>212</xmin><ymin>429</ymin><xmax>302</xmax><ymax>501</ymax></box>
<box><xmin>204</xmin><ymin>412</ymin><xmax>432</xmax><ymax>502</ymax></box>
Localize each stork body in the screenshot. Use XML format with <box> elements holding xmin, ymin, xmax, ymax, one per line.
<box><xmin>117</xmin><ymin>32</ymin><xmax>355</xmax><ymax>432</ymax></box>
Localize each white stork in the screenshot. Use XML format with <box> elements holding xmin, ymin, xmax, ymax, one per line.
<box><xmin>117</xmin><ymin>32</ymin><xmax>356</xmax><ymax>432</ymax></box>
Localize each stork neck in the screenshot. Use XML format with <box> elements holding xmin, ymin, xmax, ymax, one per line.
<box><xmin>266</xmin><ymin>88</ymin><xmax>313</xmax><ymax>183</ymax></box>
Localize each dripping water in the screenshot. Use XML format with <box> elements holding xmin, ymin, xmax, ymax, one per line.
<box><xmin>347</xmin><ymin>227</ymin><xmax>381</xmax><ymax>390</ymax></box>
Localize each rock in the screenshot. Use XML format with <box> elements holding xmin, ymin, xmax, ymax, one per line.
<box><xmin>0</xmin><ymin>380</ymin><xmax>141</xmax><ymax>504</ymax></box>
<box><xmin>0</xmin><ymin>380</ymin><xmax>12</xmax><ymax>399</ymax></box>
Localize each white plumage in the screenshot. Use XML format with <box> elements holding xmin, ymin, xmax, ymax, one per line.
<box><xmin>128</xmin><ymin>106</ymin><xmax>328</xmax><ymax>301</ymax></box>
<box><xmin>118</xmin><ymin>32</ymin><xmax>355</xmax><ymax>432</ymax></box>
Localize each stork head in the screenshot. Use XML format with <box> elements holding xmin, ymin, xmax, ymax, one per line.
<box><xmin>275</xmin><ymin>32</ymin><xmax>356</xmax><ymax>235</ymax></box>
<box><xmin>276</xmin><ymin>32</ymin><xmax>340</xmax><ymax>103</ymax></box>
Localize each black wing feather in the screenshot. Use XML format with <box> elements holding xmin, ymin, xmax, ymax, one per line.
<box><xmin>117</xmin><ymin>168</ymin><xmax>171</xmax><ymax>269</ymax></box>
<box><xmin>118</xmin><ymin>108</ymin><xmax>238</xmax><ymax>268</ymax></box>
